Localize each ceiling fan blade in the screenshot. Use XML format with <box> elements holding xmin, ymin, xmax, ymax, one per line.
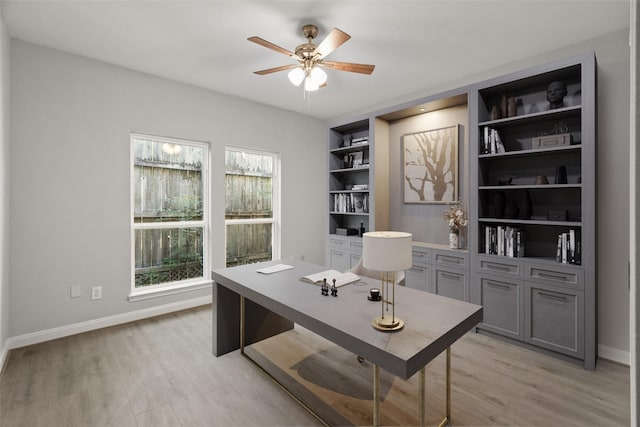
<box><xmin>248</xmin><ymin>36</ymin><xmax>299</xmax><ymax>58</ymax></box>
<box><xmin>253</xmin><ymin>64</ymin><xmax>299</xmax><ymax>75</ymax></box>
<box><xmin>312</xmin><ymin>28</ymin><xmax>351</xmax><ymax>58</ymax></box>
<box><xmin>321</xmin><ymin>61</ymin><xmax>375</xmax><ymax>75</ymax></box>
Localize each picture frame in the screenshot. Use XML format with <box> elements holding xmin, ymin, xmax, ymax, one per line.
<box><xmin>402</xmin><ymin>124</ymin><xmax>459</xmax><ymax>204</ymax></box>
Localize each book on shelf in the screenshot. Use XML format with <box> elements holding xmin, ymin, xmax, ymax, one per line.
<box><xmin>351</xmin><ymin>136</ymin><xmax>369</xmax><ymax>145</ymax></box>
<box><xmin>331</xmin><ymin>193</ymin><xmax>369</xmax><ymax>213</ymax></box>
<box><xmin>483</xmin><ymin>225</ymin><xmax>524</xmax><ymax>257</ymax></box>
<box><xmin>481</xmin><ymin>126</ymin><xmax>506</xmax><ymax>154</ymax></box>
<box><xmin>300</xmin><ymin>270</ymin><xmax>360</xmax><ymax>288</ymax></box>
<box><xmin>555</xmin><ymin>229</ymin><xmax>581</xmax><ymax>264</ymax></box>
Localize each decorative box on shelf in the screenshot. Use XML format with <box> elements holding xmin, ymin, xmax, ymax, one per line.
<box><xmin>336</xmin><ymin>227</ymin><xmax>358</xmax><ymax>236</ymax></box>
<box><xmin>531</xmin><ymin>133</ymin><xmax>572</xmax><ymax>149</ymax></box>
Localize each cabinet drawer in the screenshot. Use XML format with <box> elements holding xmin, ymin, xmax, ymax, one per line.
<box><xmin>475</xmin><ymin>274</ymin><xmax>524</xmax><ymax>339</ymax></box>
<box><xmin>328</xmin><ymin>236</ymin><xmax>348</xmax><ymax>248</ymax></box>
<box><xmin>349</xmin><ymin>239</ymin><xmax>363</xmax><ymax>254</ymax></box>
<box><xmin>526</xmin><ymin>263</ymin><xmax>584</xmax><ymax>290</ymax></box>
<box><xmin>525</xmin><ymin>284</ymin><xmax>584</xmax><ymax>358</ymax></box>
<box><xmin>475</xmin><ymin>255</ymin><xmax>524</xmax><ymax>279</ymax></box>
<box><xmin>411</xmin><ymin>247</ymin><xmax>431</xmax><ymax>267</ymax></box>
<box><xmin>406</xmin><ymin>265</ymin><xmax>430</xmax><ymax>292</ymax></box>
<box><xmin>432</xmin><ymin>249</ymin><xmax>468</xmax><ymax>269</ymax></box>
<box><xmin>432</xmin><ymin>266</ymin><xmax>468</xmax><ymax>302</ymax></box>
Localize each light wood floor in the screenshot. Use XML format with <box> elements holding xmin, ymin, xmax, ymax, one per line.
<box><xmin>0</xmin><ymin>305</ymin><xmax>630</xmax><ymax>426</ymax></box>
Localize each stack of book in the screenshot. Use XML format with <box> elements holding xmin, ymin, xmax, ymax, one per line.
<box><xmin>351</xmin><ymin>136</ymin><xmax>369</xmax><ymax>146</ymax></box>
<box><xmin>484</xmin><ymin>225</ymin><xmax>525</xmax><ymax>257</ymax></box>
<box><xmin>556</xmin><ymin>229</ymin><xmax>581</xmax><ymax>264</ymax></box>
<box><xmin>481</xmin><ymin>126</ymin><xmax>506</xmax><ymax>154</ymax></box>
<box><xmin>331</xmin><ymin>193</ymin><xmax>369</xmax><ymax>214</ymax></box>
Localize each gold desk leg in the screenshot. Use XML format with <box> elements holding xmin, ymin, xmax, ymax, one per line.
<box><xmin>438</xmin><ymin>346</ymin><xmax>452</xmax><ymax>427</ymax></box>
<box><xmin>373</xmin><ymin>364</ymin><xmax>380</xmax><ymax>427</ymax></box>
<box><xmin>419</xmin><ymin>367</ymin><xmax>426</xmax><ymax>427</ymax></box>
<box><xmin>240</xmin><ymin>295</ymin><xmax>245</xmax><ymax>355</ymax></box>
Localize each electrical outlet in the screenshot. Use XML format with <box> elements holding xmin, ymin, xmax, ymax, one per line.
<box><xmin>70</xmin><ymin>285</ymin><xmax>81</xmax><ymax>298</ymax></box>
<box><xmin>91</xmin><ymin>286</ymin><xmax>102</xmax><ymax>300</ymax></box>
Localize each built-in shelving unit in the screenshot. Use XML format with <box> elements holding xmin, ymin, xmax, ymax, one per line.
<box><xmin>469</xmin><ymin>53</ymin><xmax>596</xmax><ymax>368</ymax></box>
<box><xmin>325</xmin><ymin>53</ymin><xmax>596</xmax><ymax>369</ymax></box>
<box><xmin>328</xmin><ymin>119</ymin><xmax>372</xmax><ymax>238</ymax></box>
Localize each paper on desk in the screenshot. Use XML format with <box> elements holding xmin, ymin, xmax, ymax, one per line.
<box><xmin>256</xmin><ymin>264</ymin><xmax>294</xmax><ymax>274</ymax></box>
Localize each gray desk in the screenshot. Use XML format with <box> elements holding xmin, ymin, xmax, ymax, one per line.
<box><xmin>212</xmin><ymin>259</ymin><xmax>482</xmax><ymax>426</ymax></box>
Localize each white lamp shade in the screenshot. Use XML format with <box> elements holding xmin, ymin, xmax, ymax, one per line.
<box><xmin>309</xmin><ymin>67</ymin><xmax>327</xmax><ymax>86</ymax></box>
<box><xmin>362</xmin><ymin>231</ymin><xmax>413</xmax><ymax>272</ymax></box>
<box><xmin>288</xmin><ymin>67</ymin><xmax>305</xmax><ymax>86</ymax></box>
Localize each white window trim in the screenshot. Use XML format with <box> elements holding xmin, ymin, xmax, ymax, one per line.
<box><xmin>225</xmin><ymin>147</ymin><xmax>281</xmax><ymax>264</ymax></box>
<box><xmin>130</xmin><ymin>133</ymin><xmax>211</xmax><ymax>299</ymax></box>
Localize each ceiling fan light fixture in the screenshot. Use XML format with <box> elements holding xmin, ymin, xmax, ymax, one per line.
<box><xmin>288</xmin><ymin>67</ymin><xmax>305</xmax><ymax>86</ymax></box>
<box><xmin>309</xmin><ymin>66</ymin><xmax>327</xmax><ymax>86</ymax></box>
<box><xmin>304</xmin><ymin>76</ymin><xmax>320</xmax><ymax>92</ymax></box>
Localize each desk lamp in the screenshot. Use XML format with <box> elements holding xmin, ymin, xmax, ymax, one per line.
<box><xmin>363</xmin><ymin>231</ymin><xmax>412</xmax><ymax>332</ymax></box>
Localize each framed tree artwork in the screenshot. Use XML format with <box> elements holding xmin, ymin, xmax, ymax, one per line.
<box><xmin>402</xmin><ymin>124</ymin><xmax>459</xmax><ymax>204</ymax></box>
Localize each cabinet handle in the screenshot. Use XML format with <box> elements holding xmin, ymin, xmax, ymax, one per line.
<box><xmin>333</xmin><ymin>252</ymin><xmax>344</xmax><ymax>257</ymax></box>
<box><xmin>414</xmin><ymin>253</ymin><xmax>426</xmax><ymax>258</ymax></box>
<box><xmin>441</xmin><ymin>272</ymin><xmax>461</xmax><ymax>280</ymax></box>
<box><xmin>537</xmin><ymin>291</ymin><xmax>568</xmax><ymax>302</ymax></box>
<box><xmin>537</xmin><ymin>272</ymin><xmax>568</xmax><ymax>281</ymax></box>
<box><xmin>411</xmin><ymin>267</ymin><xmax>425</xmax><ymax>272</ymax></box>
<box><xmin>487</xmin><ymin>281</ymin><xmax>511</xmax><ymax>291</ymax></box>
<box><xmin>441</xmin><ymin>255</ymin><xmax>462</xmax><ymax>264</ymax></box>
<box><xmin>487</xmin><ymin>263</ymin><xmax>510</xmax><ymax>272</ymax></box>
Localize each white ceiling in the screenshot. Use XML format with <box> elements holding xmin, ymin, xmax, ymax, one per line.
<box><xmin>0</xmin><ymin>0</ymin><xmax>630</xmax><ymax>120</ymax></box>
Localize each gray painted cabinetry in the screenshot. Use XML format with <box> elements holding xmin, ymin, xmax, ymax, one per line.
<box><xmin>406</xmin><ymin>244</ymin><xmax>469</xmax><ymax>303</ymax></box>
<box><xmin>326</xmin><ymin>52</ymin><xmax>596</xmax><ymax>369</ymax></box>
<box><xmin>327</xmin><ymin>235</ymin><xmax>363</xmax><ymax>271</ymax></box>
<box><xmin>469</xmin><ymin>53</ymin><xmax>596</xmax><ymax>369</ymax></box>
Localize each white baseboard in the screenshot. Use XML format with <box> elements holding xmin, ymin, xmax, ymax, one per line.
<box><xmin>598</xmin><ymin>344</ymin><xmax>630</xmax><ymax>366</ymax></box>
<box><xmin>5</xmin><ymin>295</ymin><xmax>212</xmax><ymax>351</ymax></box>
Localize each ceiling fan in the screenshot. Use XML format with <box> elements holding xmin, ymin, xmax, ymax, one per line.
<box><xmin>248</xmin><ymin>24</ymin><xmax>375</xmax><ymax>92</ymax></box>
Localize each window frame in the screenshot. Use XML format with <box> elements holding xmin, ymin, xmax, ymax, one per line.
<box><xmin>224</xmin><ymin>146</ymin><xmax>281</xmax><ymax>266</ymax></box>
<box><xmin>130</xmin><ymin>133</ymin><xmax>211</xmax><ymax>300</ymax></box>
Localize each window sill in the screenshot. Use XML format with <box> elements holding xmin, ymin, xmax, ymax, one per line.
<box><xmin>128</xmin><ymin>280</ymin><xmax>212</xmax><ymax>302</ymax></box>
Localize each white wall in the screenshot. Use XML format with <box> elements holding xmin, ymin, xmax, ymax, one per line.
<box><xmin>0</xmin><ymin>8</ymin><xmax>10</xmax><ymax>365</ymax></box>
<box><xmin>8</xmin><ymin>40</ymin><xmax>325</xmax><ymax>338</ymax></box>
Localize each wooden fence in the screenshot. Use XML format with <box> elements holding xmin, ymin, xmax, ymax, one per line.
<box><xmin>133</xmin><ymin>147</ymin><xmax>275</xmax><ymax>285</ymax></box>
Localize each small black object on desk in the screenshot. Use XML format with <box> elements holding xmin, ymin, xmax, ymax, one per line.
<box><xmin>331</xmin><ymin>279</ymin><xmax>338</xmax><ymax>297</ymax></box>
<box><xmin>321</xmin><ymin>278</ymin><xmax>329</xmax><ymax>296</ymax></box>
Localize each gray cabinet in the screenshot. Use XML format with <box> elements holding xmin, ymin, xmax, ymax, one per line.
<box><xmin>525</xmin><ymin>283</ymin><xmax>584</xmax><ymax>358</ymax></box>
<box><xmin>406</xmin><ymin>246</ymin><xmax>431</xmax><ymax>292</ymax></box>
<box><xmin>469</xmin><ymin>53</ymin><xmax>596</xmax><ymax>369</ymax></box>
<box><xmin>327</xmin><ymin>235</ymin><xmax>363</xmax><ymax>270</ymax></box>
<box><xmin>474</xmin><ymin>273</ymin><xmax>524</xmax><ymax>339</ymax></box>
<box><xmin>406</xmin><ymin>245</ymin><xmax>469</xmax><ymax>303</ymax></box>
<box><xmin>431</xmin><ymin>249</ymin><xmax>469</xmax><ymax>302</ymax></box>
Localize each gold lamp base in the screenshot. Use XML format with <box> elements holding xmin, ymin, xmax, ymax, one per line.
<box><xmin>372</xmin><ymin>316</ymin><xmax>404</xmax><ymax>332</ymax></box>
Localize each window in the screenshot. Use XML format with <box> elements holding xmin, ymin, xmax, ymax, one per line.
<box><xmin>131</xmin><ymin>134</ymin><xmax>209</xmax><ymax>296</ymax></box>
<box><xmin>225</xmin><ymin>148</ymin><xmax>279</xmax><ymax>267</ymax></box>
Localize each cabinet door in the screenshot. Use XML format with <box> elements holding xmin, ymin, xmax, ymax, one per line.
<box><xmin>349</xmin><ymin>252</ymin><xmax>362</xmax><ymax>269</ymax></box>
<box><xmin>525</xmin><ymin>284</ymin><xmax>584</xmax><ymax>358</ymax></box>
<box><xmin>329</xmin><ymin>248</ymin><xmax>349</xmax><ymax>271</ymax></box>
<box><xmin>475</xmin><ymin>274</ymin><xmax>524</xmax><ymax>339</ymax></box>
<box><xmin>405</xmin><ymin>265</ymin><xmax>430</xmax><ymax>292</ymax></box>
<box><xmin>432</xmin><ymin>266</ymin><xmax>468</xmax><ymax>302</ymax></box>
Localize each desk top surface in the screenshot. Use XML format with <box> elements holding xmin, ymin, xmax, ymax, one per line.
<box><xmin>212</xmin><ymin>259</ymin><xmax>482</xmax><ymax>379</ymax></box>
